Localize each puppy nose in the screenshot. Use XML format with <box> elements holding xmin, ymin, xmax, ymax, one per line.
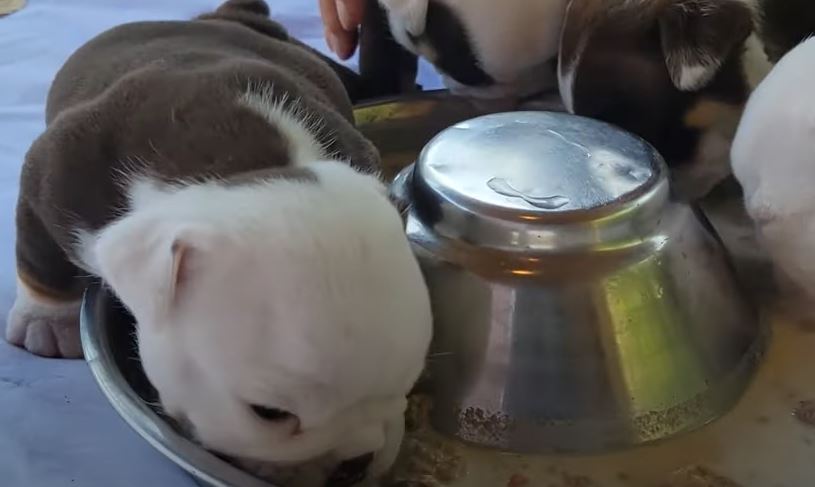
<box><xmin>325</xmin><ymin>452</ymin><xmax>375</xmax><ymax>487</ymax></box>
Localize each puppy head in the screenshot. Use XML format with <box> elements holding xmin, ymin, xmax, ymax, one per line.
<box><xmin>378</xmin><ymin>0</ymin><xmax>568</xmax><ymax>102</ymax></box>
<box><xmin>93</xmin><ymin>162</ymin><xmax>433</xmax><ymax>485</ymax></box>
<box><xmin>559</xmin><ymin>0</ymin><xmax>755</xmax><ymax>198</ymax></box>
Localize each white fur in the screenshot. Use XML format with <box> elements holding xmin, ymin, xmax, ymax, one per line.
<box><xmin>674</xmin><ymin>62</ymin><xmax>716</xmax><ymax>91</ymax></box>
<box><xmin>238</xmin><ymin>86</ymin><xmax>327</xmax><ymax>166</ymax></box>
<box><xmin>731</xmin><ymin>37</ymin><xmax>815</xmax><ymax>301</ymax></box>
<box><xmin>381</xmin><ymin>0</ymin><xmax>567</xmax><ymax>100</ymax></box>
<box><xmin>379</xmin><ymin>0</ymin><xmax>428</xmax><ymax>36</ymax></box>
<box><xmin>72</xmin><ymin>91</ymin><xmax>432</xmax><ymax>484</ymax></box>
<box><xmin>5</xmin><ymin>279</ymin><xmax>83</xmax><ymax>358</ymax></box>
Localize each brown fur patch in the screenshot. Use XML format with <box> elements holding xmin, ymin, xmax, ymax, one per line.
<box><xmin>16</xmin><ymin>274</ymin><xmax>84</xmax><ymax>304</ymax></box>
<box><xmin>561</xmin><ymin>0</ymin><xmax>753</xmax><ymax>169</ymax></box>
<box><xmin>14</xmin><ymin>0</ymin><xmax>382</xmax><ymax>298</ymax></box>
<box><xmin>683</xmin><ymin>99</ymin><xmax>742</xmax><ymax>130</ymax></box>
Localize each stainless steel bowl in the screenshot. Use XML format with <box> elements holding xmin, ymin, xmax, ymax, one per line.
<box><xmin>390</xmin><ymin>111</ymin><xmax>765</xmax><ymax>454</ymax></box>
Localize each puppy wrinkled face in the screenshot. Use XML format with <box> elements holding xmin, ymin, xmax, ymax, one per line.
<box><xmin>558</xmin><ymin>0</ymin><xmax>755</xmax><ymax>198</ymax></box>
<box><xmin>378</xmin><ymin>0</ymin><xmax>568</xmax><ymax>102</ymax></box>
<box><xmin>94</xmin><ymin>162</ymin><xmax>433</xmax><ymax>486</ymax></box>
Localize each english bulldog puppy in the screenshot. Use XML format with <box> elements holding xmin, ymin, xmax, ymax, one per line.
<box><xmin>731</xmin><ymin>36</ymin><xmax>815</xmax><ymax>316</ymax></box>
<box><xmin>557</xmin><ymin>0</ymin><xmax>782</xmax><ymax>201</ymax></box>
<box><xmin>5</xmin><ymin>1</ymin><xmax>432</xmax><ymax>485</ymax></box>
<box><xmin>362</xmin><ymin>0</ymin><xmax>568</xmax><ymax>107</ymax></box>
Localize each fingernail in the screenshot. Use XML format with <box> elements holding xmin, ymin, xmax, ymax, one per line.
<box><xmin>337</xmin><ymin>0</ymin><xmax>354</xmax><ymax>30</ymax></box>
<box><xmin>326</xmin><ymin>32</ymin><xmax>339</xmax><ymax>53</ymax></box>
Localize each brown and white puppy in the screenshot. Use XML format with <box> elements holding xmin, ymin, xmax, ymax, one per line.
<box><xmin>558</xmin><ymin>0</ymin><xmax>775</xmax><ymax>200</ymax></box>
<box><xmin>5</xmin><ymin>1</ymin><xmax>432</xmax><ymax>485</ymax></box>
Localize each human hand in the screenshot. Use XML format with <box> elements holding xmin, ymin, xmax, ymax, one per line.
<box><xmin>319</xmin><ymin>0</ymin><xmax>366</xmax><ymax>60</ymax></box>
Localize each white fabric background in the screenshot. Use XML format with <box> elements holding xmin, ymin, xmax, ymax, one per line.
<box><xmin>0</xmin><ymin>1</ymin><xmax>440</xmax><ymax>485</ymax></box>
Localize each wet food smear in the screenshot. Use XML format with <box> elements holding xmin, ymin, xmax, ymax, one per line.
<box><xmin>660</xmin><ymin>466</ymin><xmax>742</xmax><ymax>487</ymax></box>
<box><xmin>793</xmin><ymin>400</ymin><xmax>815</xmax><ymax>427</ymax></box>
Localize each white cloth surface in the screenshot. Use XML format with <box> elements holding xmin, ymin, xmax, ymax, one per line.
<box><xmin>0</xmin><ymin>1</ymin><xmax>440</xmax><ymax>486</ymax></box>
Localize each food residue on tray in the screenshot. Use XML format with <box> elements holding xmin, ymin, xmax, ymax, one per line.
<box><xmin>405</xmin><ymin>394</ymin><xmax>434</xmax><ymax>433</ymax></box>
<box><xmin>660</xmin><ymin>466</ymin><xmax>743</xmax><ymax>487</ymax></box>
<box><xmin>456</xmin><ymin>406</ymin><xmax>512</xmax><ymax>445</ymax></box>
<box><xmin>559</xmin><ymin>472</ymin><xmax>599</xmax><ymax>487</ymax></box>
<box><xmin>386</xmin><ymin>395</ymin><xmax>466</xmax><ymax>487</ymax></box>
<box><xmin>506</xmin><ymin>473</ymin><xmax>529</xmax><ymax>487</ymax></box>
<box><xmin>793</xmin><ymin>400</ymin><xmax>815</xmax><ymax>427</ymax></box>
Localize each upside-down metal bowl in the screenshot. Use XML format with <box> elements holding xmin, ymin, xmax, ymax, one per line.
<box><xmin>389</xmin><ymin>110</ymin><xmax>765</xmax><ymax>454</ymax></box>
<box><xmin>79</xmin><ymin>90</ymin><xmax>501</xmax><ymax>487</ymax></box>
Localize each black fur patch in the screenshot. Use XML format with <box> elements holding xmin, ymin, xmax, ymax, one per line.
<box><xmin>407</xmin><ymin>0</ymin><xmax>494</xmax><ymax>87</ymax></box>
<box><xmin>758</xmin><ymin>0</ymin><xmax>815</xmax><ymax>62</ymax></box>
<box><xmin>358</xmin><ymin>0</ymin><xmax>421</xmax><ymax>98</ymax></box>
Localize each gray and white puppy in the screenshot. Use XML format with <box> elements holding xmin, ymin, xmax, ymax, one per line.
<box><xmin>6</xmin><ymin>1</ymin><xmax>433</xmax><ymax>485</ymax></box>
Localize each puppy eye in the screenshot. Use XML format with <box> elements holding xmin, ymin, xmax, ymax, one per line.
<box><xmin>250</xmin><ymin>404</ymin><xmax>295</xmax><ymax>422</ymax></box>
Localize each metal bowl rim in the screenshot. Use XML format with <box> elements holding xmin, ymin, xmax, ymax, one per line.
<box><xmin>80</xmin><ymin>283</ymin><xmax>275</xmax><ymax>487</ymax></box>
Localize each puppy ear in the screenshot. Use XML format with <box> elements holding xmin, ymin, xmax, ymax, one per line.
<box><xmin>93</xmin><ymin>217</ymin><xmax>216</xmax><ymax>324</ymax></box>
<box><xmin>659</xmin><ymin>0</ymin><xmax>753</xmax><ymax>91</ymax></box>
<box><xmin>215</xmin><ymin>0</ymin><xmax>270</xmax><ymax>17</ymax></box>
<box><xmin>197</xmin><ymin>0</ymin><xmax>289</xmax><ymax>40</ymax></box>
<box><xmin>378</xmin><ymin>0</ymin><xmax>428</xmax><ymax>36</ymax></box>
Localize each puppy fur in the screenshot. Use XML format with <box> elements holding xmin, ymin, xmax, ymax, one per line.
<box><xmin>731</xmin><ymin>37</ymin><xmax>815</xmax><ymax>312</ymax></box>
<box><xmin>756</xmin><ymin>0</ymin><xmax>815</xmax><ymax>63</ymax></box>
<box><xmin>371</xmin><ymin>0</ymin><xmax>568</xmax><ymax>105</ymax></box>
<box><xmin>557</xmin><ymin>0</ymin><xmax>771</xmax><ymax>200</ymax></box>
<box><xmin>6</xmin><ymin>1</ymin><xmax>432</xmax><ymax>484</ymax></box>
<box><xmin>555</xmin><ymin>0</ymin><xmax>815</xmax><ymax>201</ymax></box>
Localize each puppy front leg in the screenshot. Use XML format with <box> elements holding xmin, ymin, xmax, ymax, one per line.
<box><xmin>6</xmin><ymin>202</ymin><xmax>87</xmax><ymax>358</ymax></box>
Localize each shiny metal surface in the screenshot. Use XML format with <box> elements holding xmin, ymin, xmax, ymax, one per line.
<box><xmin>392</xmin><ymin>111</ymin><xmax>765</xmax><ymax>454</ymax></box>
<box><xmin>419</xmin><ymin>112</ymin><xmax>658</xmax><ymax>213</ymax></box>
<box><xmin>410</xmin><ymin>112</ymin><xmax>666</xmax><ymax>252</ymax></box>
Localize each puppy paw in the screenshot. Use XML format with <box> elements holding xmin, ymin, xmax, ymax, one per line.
<box><xmin>5</xmin><ymin>281</ymin><xmax>82</xmax><ymax>359</ymax></box>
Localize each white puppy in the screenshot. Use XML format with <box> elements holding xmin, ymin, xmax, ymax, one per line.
<box><xmin>731</xmin><ymin>36</ymin><xmax>815</xmax><ymax>310</ymax></box>
<box><xmin>5</xmin><ymin>1</ymin><xmax>433</xmax><ymax>485</ymax></box>
<box><xmin>369</xmin><ymin>0</ymin><xmax>568</xmax><ymax>105</ymax></box>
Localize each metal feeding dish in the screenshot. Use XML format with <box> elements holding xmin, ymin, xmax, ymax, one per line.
<box><xmin>391</xmin><ymin>111</ymin><xmax>764</xmax><ymax>454</ymax></box>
